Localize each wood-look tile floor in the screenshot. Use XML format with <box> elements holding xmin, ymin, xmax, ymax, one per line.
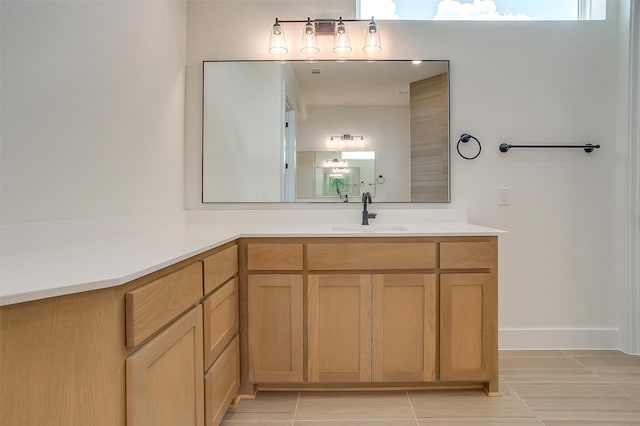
<box><xmin>222</xmin><ymin>350</ymin><xmax>640</xmax><ymax>425</ymax></box>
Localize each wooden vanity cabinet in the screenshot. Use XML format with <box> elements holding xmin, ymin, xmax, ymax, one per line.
<box><xmin>438</xmin><ymin>240</ymin><xmax>499</xmax><ymax>395</ymax></box>
<box><xmin>1</xmin><ymin>241</ymin><xmax>242</xmax><ymax>426</ymax></box>
<box><xmin>245</xmin><ymin>242</ymin><xmax>305</xmax><ymax>384</ymax></box>
<box><xmin>201</xmin><ymin>245</ymin><xmax>241</xmax><ymax>426</ymax></box>
<box><xmin>306</xmin><ymin>241</ymin><xmax>438</xmax><ymax>384</ymax></box>
<box><xmin>125</xmin><ymin>262</ymin><xmax>205</xmax><ymax>426</ymax></box>
<box><xmin>243</xmin><ymin>236</ymin><xmax>498</xmax><ymax>394</ymax></box>
<box><xmin>125</xmin><ymin>242</ymin><xmax>240</xmax><ymax>426</ymax></box>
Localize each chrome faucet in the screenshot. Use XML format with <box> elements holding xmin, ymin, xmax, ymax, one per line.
<box><xmin>361</xmin><ymin>192</ymin><xmax>377</xmax><ymax>225</ymax></box>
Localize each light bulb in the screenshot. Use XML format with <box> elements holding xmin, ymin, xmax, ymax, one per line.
<box><xmin>363</xmin><ymin>16</ymin><xmax>382</xmax><ymax>58</ymax></box>
<box><xmin>300</xmin><ymin>18</ymin><xmax>319</xmax><ymax>60</ymax></box>
<box><xmin>332</xmin><ymin>17</ymin><xmax>352</xmax><ymax>57</ymax></box>
<box><xmin>268</xmin><ymin>19</ymin><xmax>288</xmax><ymax>55</ymax></box>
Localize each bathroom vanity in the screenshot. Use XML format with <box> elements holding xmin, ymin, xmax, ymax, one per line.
<box><xmin>0</xmin><ymin>215</ymin><xmax>503</xmax><ymax>426</ymax></box>
<box><xmin>243</xmin><ymin>236</ymin><xmax>498</xmax><ymax>396</ymax></box>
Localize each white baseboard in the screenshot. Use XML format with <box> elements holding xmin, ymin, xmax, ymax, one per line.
<box><xmin>499</xmin><ymin>328</ymin><xmax>620</xmax><ymax>350</ymax></box>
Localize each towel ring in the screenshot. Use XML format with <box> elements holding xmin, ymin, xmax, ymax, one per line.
<box><xmin>376</xmin><ymin>175</ymin><xmax>385</xmax><ymax>184</ymax></box>
<box><xmin>457</xmin><ymin>133</ymin><xmax>481</xmax><ymax>160</ymax></box>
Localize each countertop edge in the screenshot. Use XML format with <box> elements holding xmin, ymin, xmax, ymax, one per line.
<box><xmin>1</xmin><ymin>224</ymin><xmax>506</xmax><ymax>306</ymax></box>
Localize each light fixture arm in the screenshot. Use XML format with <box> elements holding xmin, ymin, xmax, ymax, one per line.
<box><xmin>275</xmin><ymin>17</ymin><xmax>370</xmax><ymax>35</ymax></box>
<box><xmin>274</xmin><ymin>17</ymin><xmax>373</xmax><ymax>24</ymax></box>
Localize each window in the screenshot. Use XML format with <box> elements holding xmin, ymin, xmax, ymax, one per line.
<box><xmin>357</xmin><ymin>0</ymin><xmax>606</xmax><ymax>21</ymax></box>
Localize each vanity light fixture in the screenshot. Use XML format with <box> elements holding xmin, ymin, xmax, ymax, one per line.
<box><xmin>330</xmin><ymin>133</ymin><xmax>365</xmax><ymax>145</ymax></box>
<box><xmin>362</xmin><ymin>17</ymin><xmax>382</xmax><ymax>57</ymax></box>
<box><xmin>333</xmin><ymin>167</ymin><xmax>351</xmax><ymax>173</ymax></box>
<box><xmin>324</xmin><ymin>158</ymin><xmax>349</xmax><ymax>167</ymax></box>
<box><xmin>332</xmin><ymin>17</ymin><xmax>352</xmax><ymax>57</ymax></box>
<box><xmin>300</xmin><ymin>18</ymin><xmax>319</xmax><ymax>60</ymax></box>
<box><xmin>269</xmin><ymin>17</ymin><xmax>381</xmax><ymax>60</ymax></box>
<box><xmin>268</xmin><ymin>18</ymin><xmax>288</xmax><ymax>55</ymax></box>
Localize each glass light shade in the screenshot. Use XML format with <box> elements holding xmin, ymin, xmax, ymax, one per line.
<box><xmin>300</xmin><ymin>18</ymin><xmax>319</xmax><ymax>58</ymax></box>
<box><xmin>362</xmin><ymin>17</ymin><xmax>382</xmax><ymax>57</ymax></box>
<box><xmin>268</xmin><ymin>21</ymin><xmax>288</xmax><ymax>55</ymax></box>
<box><xmin>332</xmin><ymin>18</ymin><xmax>352</xmax><ymax>56</ymax></box>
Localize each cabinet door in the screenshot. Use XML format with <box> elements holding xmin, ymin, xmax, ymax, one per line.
<box><xmin>372</xmin><ymin>274</ymin><xmax>437</xmax><ymax>382</ymax></box>
<box><xmin>308</xmin><ymin>274</ymin><xmax>371</xmax><ymax>383</ymax></box>
<box><xmin>440</xmin><ymin>273</ymin><xmax>497</xmax><ymax>383</ymax></box>
<box><xmin>126</xmin><ymin>305</ymin><xmax>204</xmax><ymax>426</ymax></box>
<box><xmin>205</xmin><ymin>336</ymin><xmax>240</xmax><ymax>426</ymax></box>
<box><xmin>248</xmin><ymin>274</ymin><xmax>303</xmax><ymax>383</ymax></box>
<box><xmin>203</xmin><ymin>278</ymin><xmax>238</xmax><ymax>370</ymax></box>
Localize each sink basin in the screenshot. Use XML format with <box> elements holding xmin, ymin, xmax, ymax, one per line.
<box><xmin>331</xmin><ymin>224</ymin><xmax>409</xmax><ymax>233</ymax></box>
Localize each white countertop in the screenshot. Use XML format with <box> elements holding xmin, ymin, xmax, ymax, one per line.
<box><xmin>0</xmin><ymin>209</ymin><xmax>505</xmax><ymax>306</ymax></box>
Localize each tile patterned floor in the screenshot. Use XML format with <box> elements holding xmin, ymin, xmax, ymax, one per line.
<box><xmin>222</xmin><ymin>350</ymin><xmax>640</xmax><ymax>426</ymax></box>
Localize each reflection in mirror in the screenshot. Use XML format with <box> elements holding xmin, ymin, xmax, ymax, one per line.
<box><xmin>202</xmin><ymin>60</ymin><xmax>449</xmax><ymax>203</ymax></box>
<box><xmin>297</xmin><ymin>151</ymin><xmax>376</xmax><ymax>202</ymax></box>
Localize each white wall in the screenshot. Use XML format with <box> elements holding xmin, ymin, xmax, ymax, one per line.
<box><xmin>186</xmin><ymin>1</ymin><xmax>635</xmax><ymax>350</ymax></box>
<box><xmin>621</xmin><ymin>0</ymin><xmax>640</xmax><ymax>354</ymax></box>
<box><xmin>0</xmin><ymin>0</ymin><xmax>187</xmax><ymax>224</ymax></box>
<box><xmin>203</xmin><ymin>62</ymin><xmax>283</xmax><ymax>201</ymax></box>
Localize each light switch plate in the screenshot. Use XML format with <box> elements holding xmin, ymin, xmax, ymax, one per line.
<box><xmin>498</xmin><ymin>187</ymin><xmax>511</xmax><ymax>206</ymax></box>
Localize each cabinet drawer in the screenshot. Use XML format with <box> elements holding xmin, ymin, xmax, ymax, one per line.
<box><xmin>126</xmin><ymin>262</ymin><xmax>203</xmax><ymax>347</ymax></box>
<box><xmin>203</xmin><ymin>245</ymin><xmax>238</xmax><ymax>295</ymax></box>
<box><xmin>307</xmin><ymin>242</ymin><xmax>436</xmax><ymax>270</ymax></box>
<box><xmin>203</xmin><ymin>278</ymin><xmax>239</xmax><ymax>370</ymax></box>
<box><xmin>205</xmin><ymin>336</ymin><xmax>240</xmax><ymax>426</ymax></box>
<box><xmin>247</xmin><ymin>243</ymin><xmax>303</xmax><ymax>270</ymax></box>
<box><xmin>439</xmin><ymin>241</ymin><xmax>496</xmax><ymax>269</ymax></box>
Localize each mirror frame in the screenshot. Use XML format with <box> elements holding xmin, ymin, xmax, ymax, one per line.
<box><xmin>201</xmin><ymin>59</ymin><xmax>451</xmax><ymax>204</ymax></box>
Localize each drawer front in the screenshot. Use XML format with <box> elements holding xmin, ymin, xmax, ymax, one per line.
<box><xmin>203</xmin><ymin>245</ymin><xmax>238</xmax><ymax>295</ymax></box>
<box><xmin>126</xmin><ymin>262</ymin><xmax>203</xmax><ymax>347</ymax></box>
<box><xmin>205</xmin><ymin>336</ymin><xmax>240</xmax><ymax>426</ymax></box>
<box><xmin>247</xmin><ymin>243</ymin><xmax>303</xmax><ymax>270</ymax></box>
<box><xmin>439</xmin><ymin>241</ymin><xmax>496</xmax><ymax>269</ymax></box>
<box><xmin>203</xmin><ymin>278</ymin><xmax>239</xmax><ymax>370</ymax></box>
<box><xmin>307</xmin><ymin>242</ymin><xmax>436</xmax><ymax>270</ymax></box>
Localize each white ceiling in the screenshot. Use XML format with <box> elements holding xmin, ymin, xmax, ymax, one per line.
<box><xmin>290</xmin><ymin>60</ymin><xmax>448</xmax><ymax>106</ymax></box>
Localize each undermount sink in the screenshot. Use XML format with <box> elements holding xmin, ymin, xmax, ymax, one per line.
<box><xmin>331</xmin><ymin>224</ymin><xmax>409</xmax><ymax>233</ymax></box>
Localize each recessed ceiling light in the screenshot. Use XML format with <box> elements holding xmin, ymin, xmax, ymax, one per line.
<box><xmin>412</xmin><ymin>60</ymin><xmax>422</xmax><ymax>65</ymax></box>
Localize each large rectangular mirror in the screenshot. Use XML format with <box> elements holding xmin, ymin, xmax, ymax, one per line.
<box><xmin>203</xmin><ymin>60</ymin><xmax>449</xmax><ymax>203</ymax></box>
